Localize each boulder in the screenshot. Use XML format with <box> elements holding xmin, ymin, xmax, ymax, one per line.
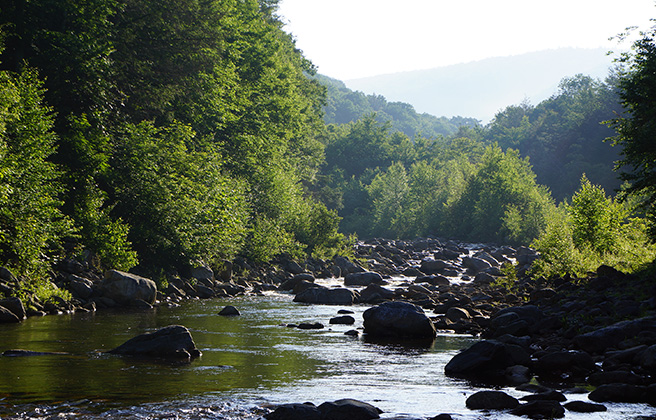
<box><xmin>358</xmin><ymin>284</ymin><xmax>395</xmax><ymax>304</ymax></box>
<box><xmin>446</xmin><ymin>307</ymin><xmax>470</xmax><ymax>322</ymax></box>
<box><xmin>68</xmin><ymin>274</ymin><xmax>94</xmax><ymax>299</ymax></box>
<box><xmin>465</xmin><ymin>390</ymin><xmax>519</xmax><ymax>410</ymax></box>
<box><xmin>108</xmin><ymin>325</ymin><xmax>201</xmax><ymax>361</ymax></box>
<box><xmin>101</xmin><ymin>270</ymin><xmax>157</xmax><ymax>305</ymax></box>
<box><xmin>534</xmin><ymin>350</ymin><xmax>595</xmax><ymax>379</ymax></box>
<box><xmin>191</xmin><ymin>265</ymin><xmax>213</xmax><ymax>281</ymax></box>
<box><xmin>588</xmin><ymin>383</ymin><xmax>649</xmax><ymax>403</ymax></box>
<box><xmin>294</xmin><ymin>286</ymin><xmax>358</xmax><ymax>305</ymax></box>
<box><xmin>420</xmin><ymin>259</ymin><xmax>448</xmax><ymax>275</ymax></box>
<box><xmin>363</xmin><ymin>301</ymin><xmax>436</xmax><ymax>339</ymax></box>
<box><xmin>333</xmin><ymin>256</ymin><xmax>365</xmax><ymax>276</ymax></box>
<box><xmin>415</xmin><ymin>275</ymin><xmax>450</xmax><ymax>286</ymax></box>
<box><xmin>563</xmin><ymin>401</ymin><xmax>607</xmax><ymax>413</ymax></box>
<box><xmin>265</xmin><ymin>402</ymin><xmax>321</xmax><ymax>420</ymax></box>
<box><xmin>317</xmin><ymin>399</ymin><xmax>382</xmax><ymax>420</ymax></box>
<box><xmin>329</xmin><ymin>315</ymin><xmax>355</xmax><ymax>325</ymax></box>
<box><xmin>0</xmin><ymin>297</ymin><xmax>26</xmax><ymax>320</ymax></box>
<box><xmin>218</xmin><ymin>305</ymin><xmax>240</xmax><ymax>316</ymax></box>
<box><xmin>0</xmin><ymin>305</ymin><xmax>20</xmax><ymax>323</ymax></box>
<box><xmin>344</xmin><ymin>271</ymin><xmax>384</xmax><ymax>287</ymax></box>
<box><xmin>462</xmin><ymin>256</ymin><xmax>492</xmax><ymax>273</ymax></box>
<box><xmin>510</xmin><ymin>401</ymin><xmax>565</xmax><ymax>419</ymax></box>
<box><xmin>573</xmin><ymin>316</ymin><xmax>656</xmax><ymax>354</ymax></box>
<box><xmin>445</xmin><ymin>339</ymin><xmax>530</xmax><ymax>381</ymax></box>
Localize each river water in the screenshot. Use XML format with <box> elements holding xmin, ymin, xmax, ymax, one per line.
<box><xmin>1</xmin><ymin>284</ymin><xmax>655</xmax><ymax>419</ymax></box>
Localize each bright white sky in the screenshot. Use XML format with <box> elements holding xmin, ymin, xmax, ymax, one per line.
<box><xmin>277</xmin><ymin>0</ymin><xmax>656</xmax><ymax>80</ymax></box>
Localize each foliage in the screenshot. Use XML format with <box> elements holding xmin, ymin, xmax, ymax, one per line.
<box><xmin>531</xmin><ymin>176</ymin><xmax>656</xmax><ymax>278</ymax></box>
<box><xmin>0</xmin><ymin>69</ymin><xmax>71</xmax><ymax>278</ymax></box>
<box><xmin>482</xmin><ymin>74</ymin><xmax>622</xmax><ymax>201</ymax></box>
<box><xmin>444</xmin><ymin>145</ymin><xmax>555</xmax><ymax>244</ymax></box>
<box><xmin>107</xmin><ymin>121</ymin><xmax>249</xmax><ymax>271</ymax></box>
<box><xmin>608</xmin><ymin>25</ymin><xmax>656</xmax><ymax>239</ymax></box>
<box><xmin>0</xmin><ymin>0</ymin><xmax>346</xmax><ymax>276</ymax></box>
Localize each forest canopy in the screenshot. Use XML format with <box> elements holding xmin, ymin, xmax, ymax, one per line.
<box><xmin>0</xmin><ymin>0</ymin><xmax>653</xmax><ymax>286</ymax></box>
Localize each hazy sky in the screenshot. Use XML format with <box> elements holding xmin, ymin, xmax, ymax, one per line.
<box><xmin>277</xmin><ymin>0</ymin><xmax>656</xmax><ymax>80</ymax></box>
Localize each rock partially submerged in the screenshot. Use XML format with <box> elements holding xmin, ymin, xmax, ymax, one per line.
<box><xmin>108</xmin><ymin>325</ymin><xmax>201</xmax><ymax>361</ymax></box>
<box><xmin>294</xmin><ymin>286</ymin><xmax>358</xmax><ymax>305</ymax></box>
<box><xmin>265</xmin><ymin>399</ymin><xmax>382</xmax><ymax>420</ymax></box>
<box><xmin>363</xmin><ymin>301</ymin><xmax>436</xmax><ymax>339</ymax></box>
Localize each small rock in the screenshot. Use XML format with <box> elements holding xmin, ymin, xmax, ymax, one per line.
<box><xmin>317</xmin><ymin>398</ymin><xmax>382</xmax><ymax>420</ymax></box>
<box><xmin>297</xmin><ymin>322</ymin><xmax>324</xmax><ymax>330</ymax></box>
<box><xmin>465</xmin><ymin>390</ymin><xmax>519</xmax><ymax>410</ymax></box>
<box><xmin>265</xmin><ymin>402</ymin><xmax>321</xmax><ymax>420</ymax></box>
<box><xmin>520</xmin><ymin>390</ymin><xmax>566</xmax><ymax>402</ymax></box>
<box><xmin>510</xmin><ymin>400</ymin><xmax>565</xmax><ymax>418</ymax></box>
<box><xmin>563</xmin><ymin>401</ymin><xmax>607</xmax><ymax>413</ymax></box>
<box><xmin>218</xmin><ymin>305</ymin><xmax>240</xmax><ymax>316</ymax></box>
<box><xmin>329</xmin><ymin>315</ymin><xmax>355</xmax><ymax>325</ymax></box>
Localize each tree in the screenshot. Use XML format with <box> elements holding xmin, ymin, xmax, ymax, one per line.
<box><xmin>0</xmin><ymin>69</ymin><xmax>71</xmax><ymax>277</ymax></box>
<box><xmin>609</xmin><ymin>26</ymin><xmax>656</xmax><ymax>239</ymax></box>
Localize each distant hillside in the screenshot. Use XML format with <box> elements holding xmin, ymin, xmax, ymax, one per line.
<box><xmin>315</xmin><ymin>74</ymin><xmax>479</xmax><ymax>138</ymax></box>
<box><xmin>344</xmin><ymin>48</ymin><xmax>616</xmax><ymax>123</ymax></box>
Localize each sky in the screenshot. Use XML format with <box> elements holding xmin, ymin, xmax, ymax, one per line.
<box><xmin>277</xmin><ymin>0</ymin><xmax>656</xmax><ymax>80</ymax></box>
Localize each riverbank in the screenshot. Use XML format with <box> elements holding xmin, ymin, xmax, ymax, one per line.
<box><xmin>1</xmin><ymin>237</ymin><xmax>656</xmax><ymax>419</ymax></box>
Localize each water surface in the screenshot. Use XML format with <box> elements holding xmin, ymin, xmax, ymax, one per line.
<box><xmin>1</xmin><ymin>292</ymin><xmax>655</xmax><ymax>419</ymax></box>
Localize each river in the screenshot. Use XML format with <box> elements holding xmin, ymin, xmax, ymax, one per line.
<box><xmin>1</xmin><ymin>283</ymin><xmax>655</xmax><ymax>419</ymax></box>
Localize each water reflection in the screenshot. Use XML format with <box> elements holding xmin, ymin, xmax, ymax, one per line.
<box><xmin>1</xmin><ymin>295</ymin><xmax>655</xmax><ymax>419</ymax></box>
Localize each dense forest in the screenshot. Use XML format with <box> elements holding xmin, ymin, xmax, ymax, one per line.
<box><xmin>1</xmin><ymin>0</ymin><xmax>655</xmax><ymax>295</ymax></box>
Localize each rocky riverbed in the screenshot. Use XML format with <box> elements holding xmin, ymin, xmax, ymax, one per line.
<box><xmin>1</xmin><ymin>237</ymin><xmax>656</xmax><ymax>419</ymax></box>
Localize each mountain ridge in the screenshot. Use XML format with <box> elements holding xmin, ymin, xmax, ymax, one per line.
<box><xmin>344</xmin><ymin>48</ymin><xmax>616</xmax><ymax>123</ymax></box>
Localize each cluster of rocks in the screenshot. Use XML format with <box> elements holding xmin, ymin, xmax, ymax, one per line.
<box><xmin>265</xmin><ymin>398</ymin><xmax>382</xmax><ymax>420</ymax></box>
<box><xmin>443</xmin><ymin>265</ymin><xmax>656</xmax><ymax>417</ymax></box>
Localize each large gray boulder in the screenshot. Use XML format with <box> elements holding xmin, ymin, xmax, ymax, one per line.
<box><xmin>363</xmin><ymin>301</ymin><xmax>436</xmax><ymax>339</ymax></box>
<box><xmin>0</xmin><ymin>305</ymin><xmax>20</xmax><ymax>323</ymax></box>
<box><xmin>444</xmin><ymin>339</ymin><xmax>530</xmax><ymax>382</ymax></box>
<box><xmin>466</xmin><ymin>390</ymin><xmax>519</xmax><ymax>410</ymax></box>
<box><xmin>343</xmin><ymin>271</ymin><xmax>384</xmax><ymax>287</ymax></box>
<box><xmin>108</xmin><ymin>325</ymin><xmax>201</xmax><ymax>361</ymax></box>
<box><xmin>265</xmin><ymin>403</ymin><xmax>321</xmax><ymax>420</ymax></box>
<box><xmin>101</xmin><ymin>270</ymin><xmax>157</xmax><ymax>305</ymax></box>
<box><xmin>317</xmin><ymin>399</ymin><xmax>382</xmax><ymax>420</ymax></box>
<box><xmin>358</xmin><ymin>284</ymin><xmax>395</xmax><ymax>304</ymax></box>
<box><xmin>294</xmin><ymin>286</ymin><xmax>358</xmax><ymax>305</ymax></box>
<box><xmin>0</xmin><ymin>297</ymin><xmax>26</xmax><ymax>320</ymax></box>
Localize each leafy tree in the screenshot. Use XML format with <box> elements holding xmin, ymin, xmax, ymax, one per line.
<box><xmin>367</xmin><ymin>162</ymin><xmax>410</xmax><ymax>237</ymax></box>
<box><xmin>107</xmin><ymin>121</ymin><xmax>249</xmax><ymax>272</ymax></box>
<box><xmin>532</xmin><ymin>175</ymin><xmax>656</xmax><ymax>277</ymax></box>
<box><xmin>568</xmin><ymin>175</ymin><xmax>624</xmax><ymax>253</ymax></box>
<box><xmin>445</xmin><ymin>145</ymin><xmax>555</xmax><ymax>244</ymax></box>
<box><xmin>609</xmin><ymin>26</ymin><xmax>656</xmax><ymax>239</ymax></box>
<box><xmin>0</xmin><ymin>69</ymin><xmax>71</xmax><ymax>277</ymax></box>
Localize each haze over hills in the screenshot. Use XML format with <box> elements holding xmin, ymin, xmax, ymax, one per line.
<box><xmin>344</xmin><ymin>48</ymin><xmax>616</xmax><ymax>123</ymax></box>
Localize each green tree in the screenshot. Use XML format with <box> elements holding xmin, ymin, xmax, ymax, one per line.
<box><xmin>568</xmin><ymin>175</ymin><xmax>624</xmax><ymax>253</ymax></box>
<box><xmin>445</xmin><ymin>145</ymin><xmax>554</xmax><ymax>244</ymax></box>
<box><xmin>366</xmin><ymin>162</ymin><xmax>410</xmax><ymax>237</ymax></box>
<box><xmin>609</xmin><ymin>26</ymin><xmax>656</xmax><ymax>239</ymax></box>
<box><xmin>0</xmin><ymin>69</ymin><xmax>71</xmax><ymax>277</ymax></box>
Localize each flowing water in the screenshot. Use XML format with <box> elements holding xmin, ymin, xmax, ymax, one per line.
<box><xmin>1</xmin><ymin>284</ymin><xmax>655</xmax><ymax>419</ymax></box>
